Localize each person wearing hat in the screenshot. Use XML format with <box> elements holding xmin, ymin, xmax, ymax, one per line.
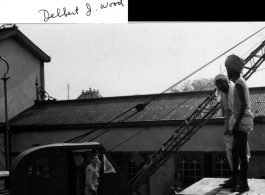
<box><xmin>214</xmin><ymin>74</ymin><xmax>251</xmax><ymax>186</ymax></box>
<box><xmin>214</xmin><ymin>74</ymin><xmax>234</xmax><ymax>172</ymax></box>
<box><xmin>221</xmin><ymin>54</ymin><xmax>254</xmax><ymax>192</ymax></box>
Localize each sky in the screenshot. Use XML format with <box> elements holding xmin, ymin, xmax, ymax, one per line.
<box><xmin>15</xmin><ymin>22</ymin><xmax>265</xmax><ymax>100</ymax></box>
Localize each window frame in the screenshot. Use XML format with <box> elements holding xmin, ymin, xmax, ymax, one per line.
<box><xmin>177</xmin><ymin>155</ymin><xmax>202</xmax><ymax>187</ymax></box>
<box><xmin>214</xmin><ymin>154</ymin><xmax>232</xmax><ymax>178</ymax></box>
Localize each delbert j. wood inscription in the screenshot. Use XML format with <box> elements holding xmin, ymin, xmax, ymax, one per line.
<box><xmin>38</xmin><ymin>0</ymin><xmax>124</xmax><ymax>22</ymax></box>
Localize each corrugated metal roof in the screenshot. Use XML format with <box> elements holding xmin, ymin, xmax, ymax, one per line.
<box><xmin>9</xmin><ymin>87</ymin><xmax>265</xmax><ymax>126</ymax></box>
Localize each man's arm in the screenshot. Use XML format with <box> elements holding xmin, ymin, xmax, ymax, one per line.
<box><xmin>233</xmin><ymin>84</ymin><xmax>247</xmax><ymax>132</ymax></box>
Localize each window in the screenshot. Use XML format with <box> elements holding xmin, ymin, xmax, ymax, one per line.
<box><xmin>215</xmin><ymin>155</ymin><xmax>231</xmax><ymax>178</ymax></box>
<box><xmin>178</xmin><ymin>156</ymin><xmax>202</xmax><ymax>186</ymax></box>
<box><xmin>189</xmin><ymin>157</ymin><xmax>201</xmax><ymax>183</ymax></box>
<box><xmin>110</xmin><ymin>153</ymin><xmax>149</xmax><ymax>181</ymax></box>
<box><xmin>127</xmin><ymin>156</ymin><xmax>146</xmax><ymax>181</ymax></box>
<box><xmin>36</xmin><ymin>157</ymin><xmax>51</xmax><ymax>178</ymax></box>
<box><xmin>110</xmin><ymin>153</ymin><xmax>123</xmax><ymax>173</ymax></box>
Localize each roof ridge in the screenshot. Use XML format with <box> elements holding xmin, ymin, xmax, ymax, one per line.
<box><xmin>0</xmin><ymin>25</ymin><xmax>51</xmax><ymax>62</ymax></box>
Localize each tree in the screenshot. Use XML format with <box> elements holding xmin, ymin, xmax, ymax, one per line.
<box><xmin>170</xmin><ymin>78</ymin><xmax>215</xmax><ymax>92</ymax></box>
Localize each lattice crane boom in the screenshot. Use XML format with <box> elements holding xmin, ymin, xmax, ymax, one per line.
<box><xmin>130</xmin><ymin>40</ymin><xmax>265</xmax><ymax>194</ymax></box>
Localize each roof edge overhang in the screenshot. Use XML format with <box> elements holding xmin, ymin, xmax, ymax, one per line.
<box><xmin>33</xmin><ymin>86</ymin><xmax>265</xmax><ymax>105</ymax></box>
<box><xmin>9</xmin><ymin>120</ymin><xmax>186</xmax><ymax>131</ymax></box>
<box><xmin>8</xmin><ymin>116</ymin><xmax>265</xmax><ymax>132</ymax></box>
<box><xmin>0</xmin><ymin>26</ymin><xmax>51</xmax><ymax>62</ymax></box>
<box><xmin>34</xmin><ymin>91</ymin><xmax>213</xmax><ymax>104</ymax></box>
<box><xmin>15</xmin><ymin>30</ymin><xmax>51</xmax><ymax>62</ymax></box>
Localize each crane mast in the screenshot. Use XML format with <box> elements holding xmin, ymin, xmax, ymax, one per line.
<box><xmin>130</xmin><ymin>40</ymin><xmax>265</xmax><ymax>194</ymax></box>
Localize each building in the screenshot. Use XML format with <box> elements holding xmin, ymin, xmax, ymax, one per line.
<box><xmin>77</xmin><ymin>88</ymin><xmax>103</xmax><ymax>99</ymax></box>
<box><xmin>7</xmin><ymin>87</ymin><xmax>265</xmax><ymax>195</ymax></box>
<box><xmin>0</xmin><ymin>24</ymin><xmax>50</xmax><ymax>169</ymax></box>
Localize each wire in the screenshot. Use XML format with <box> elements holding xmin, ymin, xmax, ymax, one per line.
<box><xmin>255</xmin><ymin>67</ymin><xmax>265</xmax><ymax>72</ymax></box>
<box><xmin>66</xmin><ymin>26</ymin><xmax>265</xmax><ymax>145</ymax></box>
<box><xmin>82</xmin><ymin>77</ymin><xmax>217</xmax><ymax>145</ymax></box>
<box><xmin>109</xmin><ymin>81</ymin><xmax>217</xmax><ymax>151</ymax></box>
<box><xmin>241</xmin><ymin>36</ymin><xmax>265</xmax><ymax>58</ymax></box>
<box><xmin>108</xmin><ymin>28</ymin><xmax>265</xmax><ymax>151</ymax></box>
<box><xmin>144</xmin><ymin>26</ymin><xmax>265</xmax><ymax>105</ymax></box>
<box><xmin>65</xmin><ymin>104</ymin><xmax>136</xmax><ymax>143</ymax></box>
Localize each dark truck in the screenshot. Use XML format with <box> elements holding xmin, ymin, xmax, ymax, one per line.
<box><xmin>10</xmin><ymin>142</ymin><xmax>131</xmax><ymax>195</ymax></box>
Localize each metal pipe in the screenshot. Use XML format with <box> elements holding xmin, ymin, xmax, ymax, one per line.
<box><xmin>0</xmin><ymin>55</ymin><xmax>11</xmax><ymax>171</ymax></box>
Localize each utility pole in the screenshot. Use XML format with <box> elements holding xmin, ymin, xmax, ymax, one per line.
<box><xmin>0</xmin><ymin>55</ymin><xmax>11</xmax><ymax>171</ymax></box>
<box><xmin>68</xmin><ymin>84</ymin><xmax>69</xmax><ymax>100</ymax></box>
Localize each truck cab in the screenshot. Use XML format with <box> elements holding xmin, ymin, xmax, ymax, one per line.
<box><xmin>10</xmin><ymin>142</ymin><xmax>131</xmax><ymax>195</ymax></box>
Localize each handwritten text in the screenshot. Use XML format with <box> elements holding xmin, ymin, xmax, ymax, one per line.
<box><xmin>39</xmin><ymin>6</ymin><xmax>79</xmax><ymax>22</ymax></box>
<box><xmin>38</xmin><ymin>0</ymin><xmax>125</xmax><ymax>22</ymax></box>
<box><xmin>100</xmin><ymin>0</ymin><xmax>124</xmax><ymax>9</ymax></box>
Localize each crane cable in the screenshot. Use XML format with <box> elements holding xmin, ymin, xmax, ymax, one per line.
<box><xmin>66</xmin><ymin>26</ymin><xmax>265</xmax><ymax>144</ymax></box>
<box><xmin>144</xmin><ymin>26</ymin><xmax>265</xmax><ymax>105</ymax></box>
<box><xmin>71</xmin><ymin>75</ymin><xmax>216</xmax><ymax>144</ymax></box>
<box><xmin>65</xmin><ymin>104</ymin><xmax>136</xmax><ymax>143</ymax></box>
<box><xmin>109</xmin><ymin>35</ymin><xmax>265</xmax><ymax>151</ymax></box>
<box><xmin>108</xmin><ymin>81</ymin><xmax>214</xmax><ymax>151</ymax></box>
<box><xmin>91</xmin><ymin>34</ymin><xmax>265</xmax><ymax>145</ymax></box>
<box><xmin>80</xmin><ymin>76</ymin><xmax>219</xmax><ymax>144</ymax></box>
<box><xmin>241</xmin><ymin>36</ymin><xmax>265</xmax><ymax>58</ymax></box>
<box><xmin>72</xmin><ymin>26</ymin><xmax>265</xmax><ymax>143</ymax></box>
